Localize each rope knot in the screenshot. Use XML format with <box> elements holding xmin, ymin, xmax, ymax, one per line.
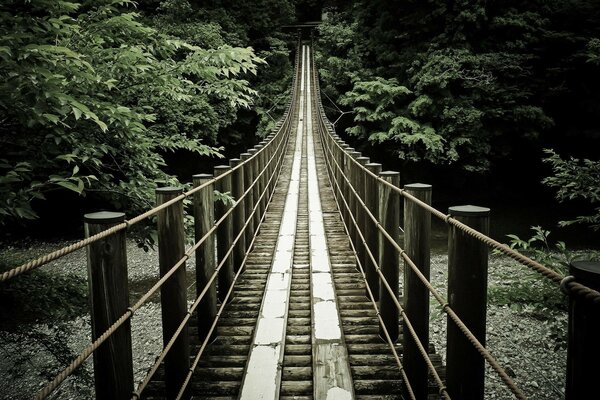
<box><xmin>560</xmin><ymin>275</ymin><xmax>576</xmax><ymax>295</ymax></box>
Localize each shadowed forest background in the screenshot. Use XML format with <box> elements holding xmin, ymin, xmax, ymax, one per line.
<box><xmin>1</xmin><ymin>0</ymin><xmax>599</xmax><ymax>247</ymax></box>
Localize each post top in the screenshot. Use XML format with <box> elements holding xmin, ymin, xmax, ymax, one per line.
<box><xmin>193</xmin><ymin>173</ymin><xmax>212</xmax><ymax>179</ymax></box>
<box><xmin>254</xmin><ymin>144</ymin><xmax>263</xmax><ymax>149</ymax></box>
<box><xmin>357</xmin><ymin>156</ymin><xmax>370</xmax><ymax>164</ymax></box>
<box><xmin>380</xmin><ymin>170</ymin><xmax>400</xmax><ymax>177</ymax></box>
<box><xmin>365</xmin><ymin>162</ymin><xmax>382</xmax><ymax>168</ymax></box>
<box><xmin>448</xmin><ymin>205</ymin><xmax>490</xmax><ymax>217</ymax></box>
<box><xmin>405</xmin><ymin>183</ymin><xmax>432</xmax><ymax>191</ymax></box>
<box><xmin>570</xmin><ymin>261</ymin><xmax>600</xmax><ymax>286</ymax></box>
<box><xmin>229</xmin><ymin>158</ymin><xmax>241</xmax><ymax>166</ymax></box>
<box><xmin>248</xmin><ymin>148</ymin><xmax>258</xmax><ymax>154</ymax></box>
<box><xmin>214</xmin><ymin>165</ymin><xmax>231</xmax><ymax>170</ymax></box>
<box><xmin>156</xmin><ymin>186</ymin><xmax>183</xmax><ymax>194</ymax></box>
<box><xmin>84</xmin><ymin>211</ymin><xmax>125</xmax><ymax>224</ymax></box>
<box><xmin>240</xmin><ymin>153</ymin><xmax>251</xmax><ymax>159</ymax></box>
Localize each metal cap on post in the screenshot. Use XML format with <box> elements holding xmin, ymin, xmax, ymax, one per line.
<box><xmin>155</xmin><ymin>187</ymin><xmax>190</xmax><ymax>400</ymax></box>
<box><xmin>566</xmin><ymin>261</ymin><xmax>600</xmax><ymax>400</ymax></box>
<box><xmin>364</xmin><ymin>163</ymin><xmax>382</xmax><ymax>300</ymax></box>
<box><xmin>446</xmin><ymin>205</ymin><xmax>490</xmax><ymax>400</ymax></box>
<box><xmin>84</xmin><ymin>211</ymin><xmax>133</xmax><ymax>400</ymax></box>
<box><xmin>403</xmin><ymin>183</ymin><xmax>432</xmax><ymax>400</ymax></box>
<box><xmin>378</xmin><ymin>171</ymin><xmax>400</xmax><ymax>341</ymax></box>
<box><xmin>192</xmin><ymin>174</ymin><xmax>218</xmax><ymax>344</ymax></box>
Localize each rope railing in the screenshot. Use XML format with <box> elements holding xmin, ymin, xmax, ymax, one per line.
<box><xmin>34</xmin><ymin>107</ymin><xmax>291</xmax><ymax>399</ymax></box>
<box><xmin>29</xmin><ymin>37</ymin><xmax>305</xmax><ymax>399</ymax></box>
<box><xmin>132</xmin><ymin>121</ymin><xmax>290</xmax><ymax>398</ymax></box>
<box><xmin>319</xmin><ymin>133</ymin><xmax>526</xmax><ymax>399</ymax></box>
<box><xmin>0</xmin><ymin>44</ymin><xmax>304</xmax><ymax>285</ymax></box>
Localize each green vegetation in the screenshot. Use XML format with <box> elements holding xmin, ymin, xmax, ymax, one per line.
<box><xmin>317</xmin><ymin>1</ymin><xmax>600</xmax><ymax>230</ymax></box>
<box><xmin>0</xmin><ymin>0</ymin><xmax>295</xmax><ymax>228</ymax></box>
<box><xmin>490</xmin><ymin>226</ymin><xmax>599</xmax><ymax>311</ymax></box>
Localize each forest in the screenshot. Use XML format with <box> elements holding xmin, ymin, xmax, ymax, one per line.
<box><xmin>1</xmin><ymin>0</ymin><xmax>599</xmax><ymax>241</ymax></box>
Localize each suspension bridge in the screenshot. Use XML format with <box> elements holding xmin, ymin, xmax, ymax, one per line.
<box><xmin>2</xmin><ymin>38</ymin><xmax>600</xmax><ymax>400</ymax></box>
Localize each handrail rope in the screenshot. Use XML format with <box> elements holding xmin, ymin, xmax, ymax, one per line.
<box><xmin>33</xmin><ymin>42</ymin><xmax>304</xmax><ymax>399</ymax></box>
<box><xmin>0</xmin><ymin>71</ymin><xmax>300</xmax><ymax>285</ymax></box>
<box><xmin>315</xmin><ymin>130</ymin><xmax>419</xmax><ymax>400</ymax></box>
<box><xmin>173</xmin><ymin>133</ymin><xmax>290</xmax><ymax>400</ymax></box>
<box><xmin>319</xmin><ymin>126</ymin><xmax>528</xmax><ymax>400</ymax></box>
<box><xmin>35</xmin><ymin>108</ymin><xmax>292</xmax><ymax>400</ymax></box>
<box><xmin>132</xmin><ymin>111</ymin><xmax>291</xmax><ymax>398</ymax></box>
<box><xmin>312</xmin><ymin>71</ymin><xmax>600</xmax><ymax>303</ymax></box>
<box><xmin>317</xmin><ymin>125</ymin><xmax>449</xmax><ymax>400</ymax></box>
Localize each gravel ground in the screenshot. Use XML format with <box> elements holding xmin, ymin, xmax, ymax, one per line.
<box><xmin>0</xmin><ymin>238</ymin><xmax>572</xmax><ymax>399</ymax></box>
<box><xmin>428</xmin><ymin>252</ymin><xmax>568</xmax><ymax>400</ymax></box>
<box><xmin>0</xmin><ymin>239</ymin><xmax>195</xmax><ymax>400</ymax></box>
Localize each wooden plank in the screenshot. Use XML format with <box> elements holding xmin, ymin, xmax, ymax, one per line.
<box><xmin>237</xmin><ymin>44</ymin><xmax>306</xmax><ymax>400</ymax></box>
<box><xmin>305</xmin><ymin>44</ymin><xmax>355</xmax><ymax>400</ymax></box>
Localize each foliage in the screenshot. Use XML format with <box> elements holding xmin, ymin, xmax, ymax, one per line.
<box><xmin>316</xmin><ymin>1</ymin><xmax>600</xmax><ymax>172</ymax></box>
<box><xmin>0</xmin><ymin>0</ymin><xmax>264</xmax><ymax>224</ymax></box>
<box><xmin>489</xmin><ymin>226</ymin><xmax>572</xmax><ymax>312</ymax></box>
<box><xmin>542</xmin><ymin>149</ymin><xmax>600</xmax><ymax>230</ymax></box>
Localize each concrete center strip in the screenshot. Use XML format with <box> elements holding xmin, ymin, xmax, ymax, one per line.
<box><xmin>305</xmin><ymin>46</ymin><xmax>355</xmax><ymax>400</ymax></box>
<box><xmin>238</xmin><ymin>45</ymin><xmax>307</xmax><ymax>400</ymax></box>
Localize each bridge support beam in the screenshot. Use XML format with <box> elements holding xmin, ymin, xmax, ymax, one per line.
<box><xmin>566</xmin><ymin>261</ymin><xmax>600</xmax><ymax>400</ymax></box>
<box><xmin>446</xmin><ymin>205</ymin><xmax>490</xmax><ymax>400</ymax></box>
<box><xmin>378</xmin><ymin>171</ymin><xmax>400</xmax><ymax>341</ymax></box>
<box><xmin>403</xmin><ymin>184</ymin><xmax>432</xmax><ymax>400</ymax></box>
<box><xmin>156</xmin><ymin>187</ymin><xmax>190</xmax><ymax>400</ymax></box>
<box><xmin>84</xmin><ymin>211</ymin><xmax>133</xmax><ymax>400</ymax></box>
<box><xmin>214</xmin><ymin>165</ymin><xmax>234</xmax><ymax>303</ymax></box>
<box><xmin>193</xmin><ymin>174</ymin><xmax>218</xmax><ymax>344</ymax></box>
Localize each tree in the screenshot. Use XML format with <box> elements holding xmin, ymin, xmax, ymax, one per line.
<box><xmin>0</xmin><ymin>0</ymin><xmax>264</xmax><ymax>223</ymax></box>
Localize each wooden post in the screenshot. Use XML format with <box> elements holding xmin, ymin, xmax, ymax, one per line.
<box><xmin>355</xmin><ymin>156</ymin><xmax>369</xmax><ymax>271</ymax></box>
<box><xmin>240</xmin><ymin>153</ymin><xmax>255</xmax><ymax>248</ymax></box>
<box><xmin>84</xmin><ymin>212</ymin><xmax>133</xmax><ymax>400</ymax></box>
<box><xmin>214</xmin><ymin>166</ymin><xmax>234</xmax><ymax>303</ymax></box>
<box><xmin>341</xmin><ymin>147</ymin><xmax>353</xmax><ymax>231</ymax></box>
<box><xmin>230</xmin><ymin>158</ymin><xmax>246</xmax><ymax>272</ymax></box>
<box><xmin>156</xmin><ymin>187</ymin><xmax>190</xmax><ymax>400</ymax></box>
<box><xmin>192</xmin><ymin>174</ymin><xmax>218</xmax><ymax>343</ymax></box>
<box><xmin>364</xmin><ymin>163</ymin><xmax>382</xmax><ymax>300</ymax></box>
<box><xmin>248</xmin><ymin>148</ymin><xmax>260</xmax><ymax>235</ymax></box>
<box><xmin>347</xmin><ymin>151</ymin><xmax>361</xmax><ymax>252</ymax></box>
<box><xmin>378</xmin><ymin>171</ymin><xmax>400</xmax><ymax>341</ymax></box>
<box><xmin>253</xmin><ymin>145</ymin><xmax>264</xmax><ymax>223</ymax></box>
<box><xmin>446</xmin><ymin>205</ymin><xmax>490</xmax><ymax>400</ymax></box>
<box><xmin>566</xmin><ymin>261</ymin><xmax>600</xmax><ymax>400</ymax></box>
<box><xmin>403</xmin><ymin>184</ymin><xmax>432</xmax><ymax>400</ymax></box>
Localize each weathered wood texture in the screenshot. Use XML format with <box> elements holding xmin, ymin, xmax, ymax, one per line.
<box><xmin>214</xmin><ymin>165</ymin><xmax>234</xmax><ymax>303</ymax></box>
<box><xmin>403</xmin><ymin>183</ymin><xmax>432</xmax><ymax>400</ymax></box>
<box><xmin>446</xmin><ymin>205</ymin><xmax>490</xmax><ymax>400</ymax></box>
<box><xmin>378</xmin><ymin>171</ymin><xmax>400</xmax><ymax>342</ymax></box>
<box><xmin>193</xmin><ymin>174</ymin><xmax>218</xmax><ymax>343</ymax></box>
<box><xmin>84</xmin><ymin>211</ymin><xmax>133</xmax><ymax>400</ymax></box>
<box><xmin>156</xmin><ymin>187</ymin><xmax>190</xmax><ymax>400</ymax></box>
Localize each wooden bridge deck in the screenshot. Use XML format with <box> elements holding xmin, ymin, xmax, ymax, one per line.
<box><xmin>143</xmin><ymin>44</ymin><xmax>444</xmax><ymax>400</ymax></box>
